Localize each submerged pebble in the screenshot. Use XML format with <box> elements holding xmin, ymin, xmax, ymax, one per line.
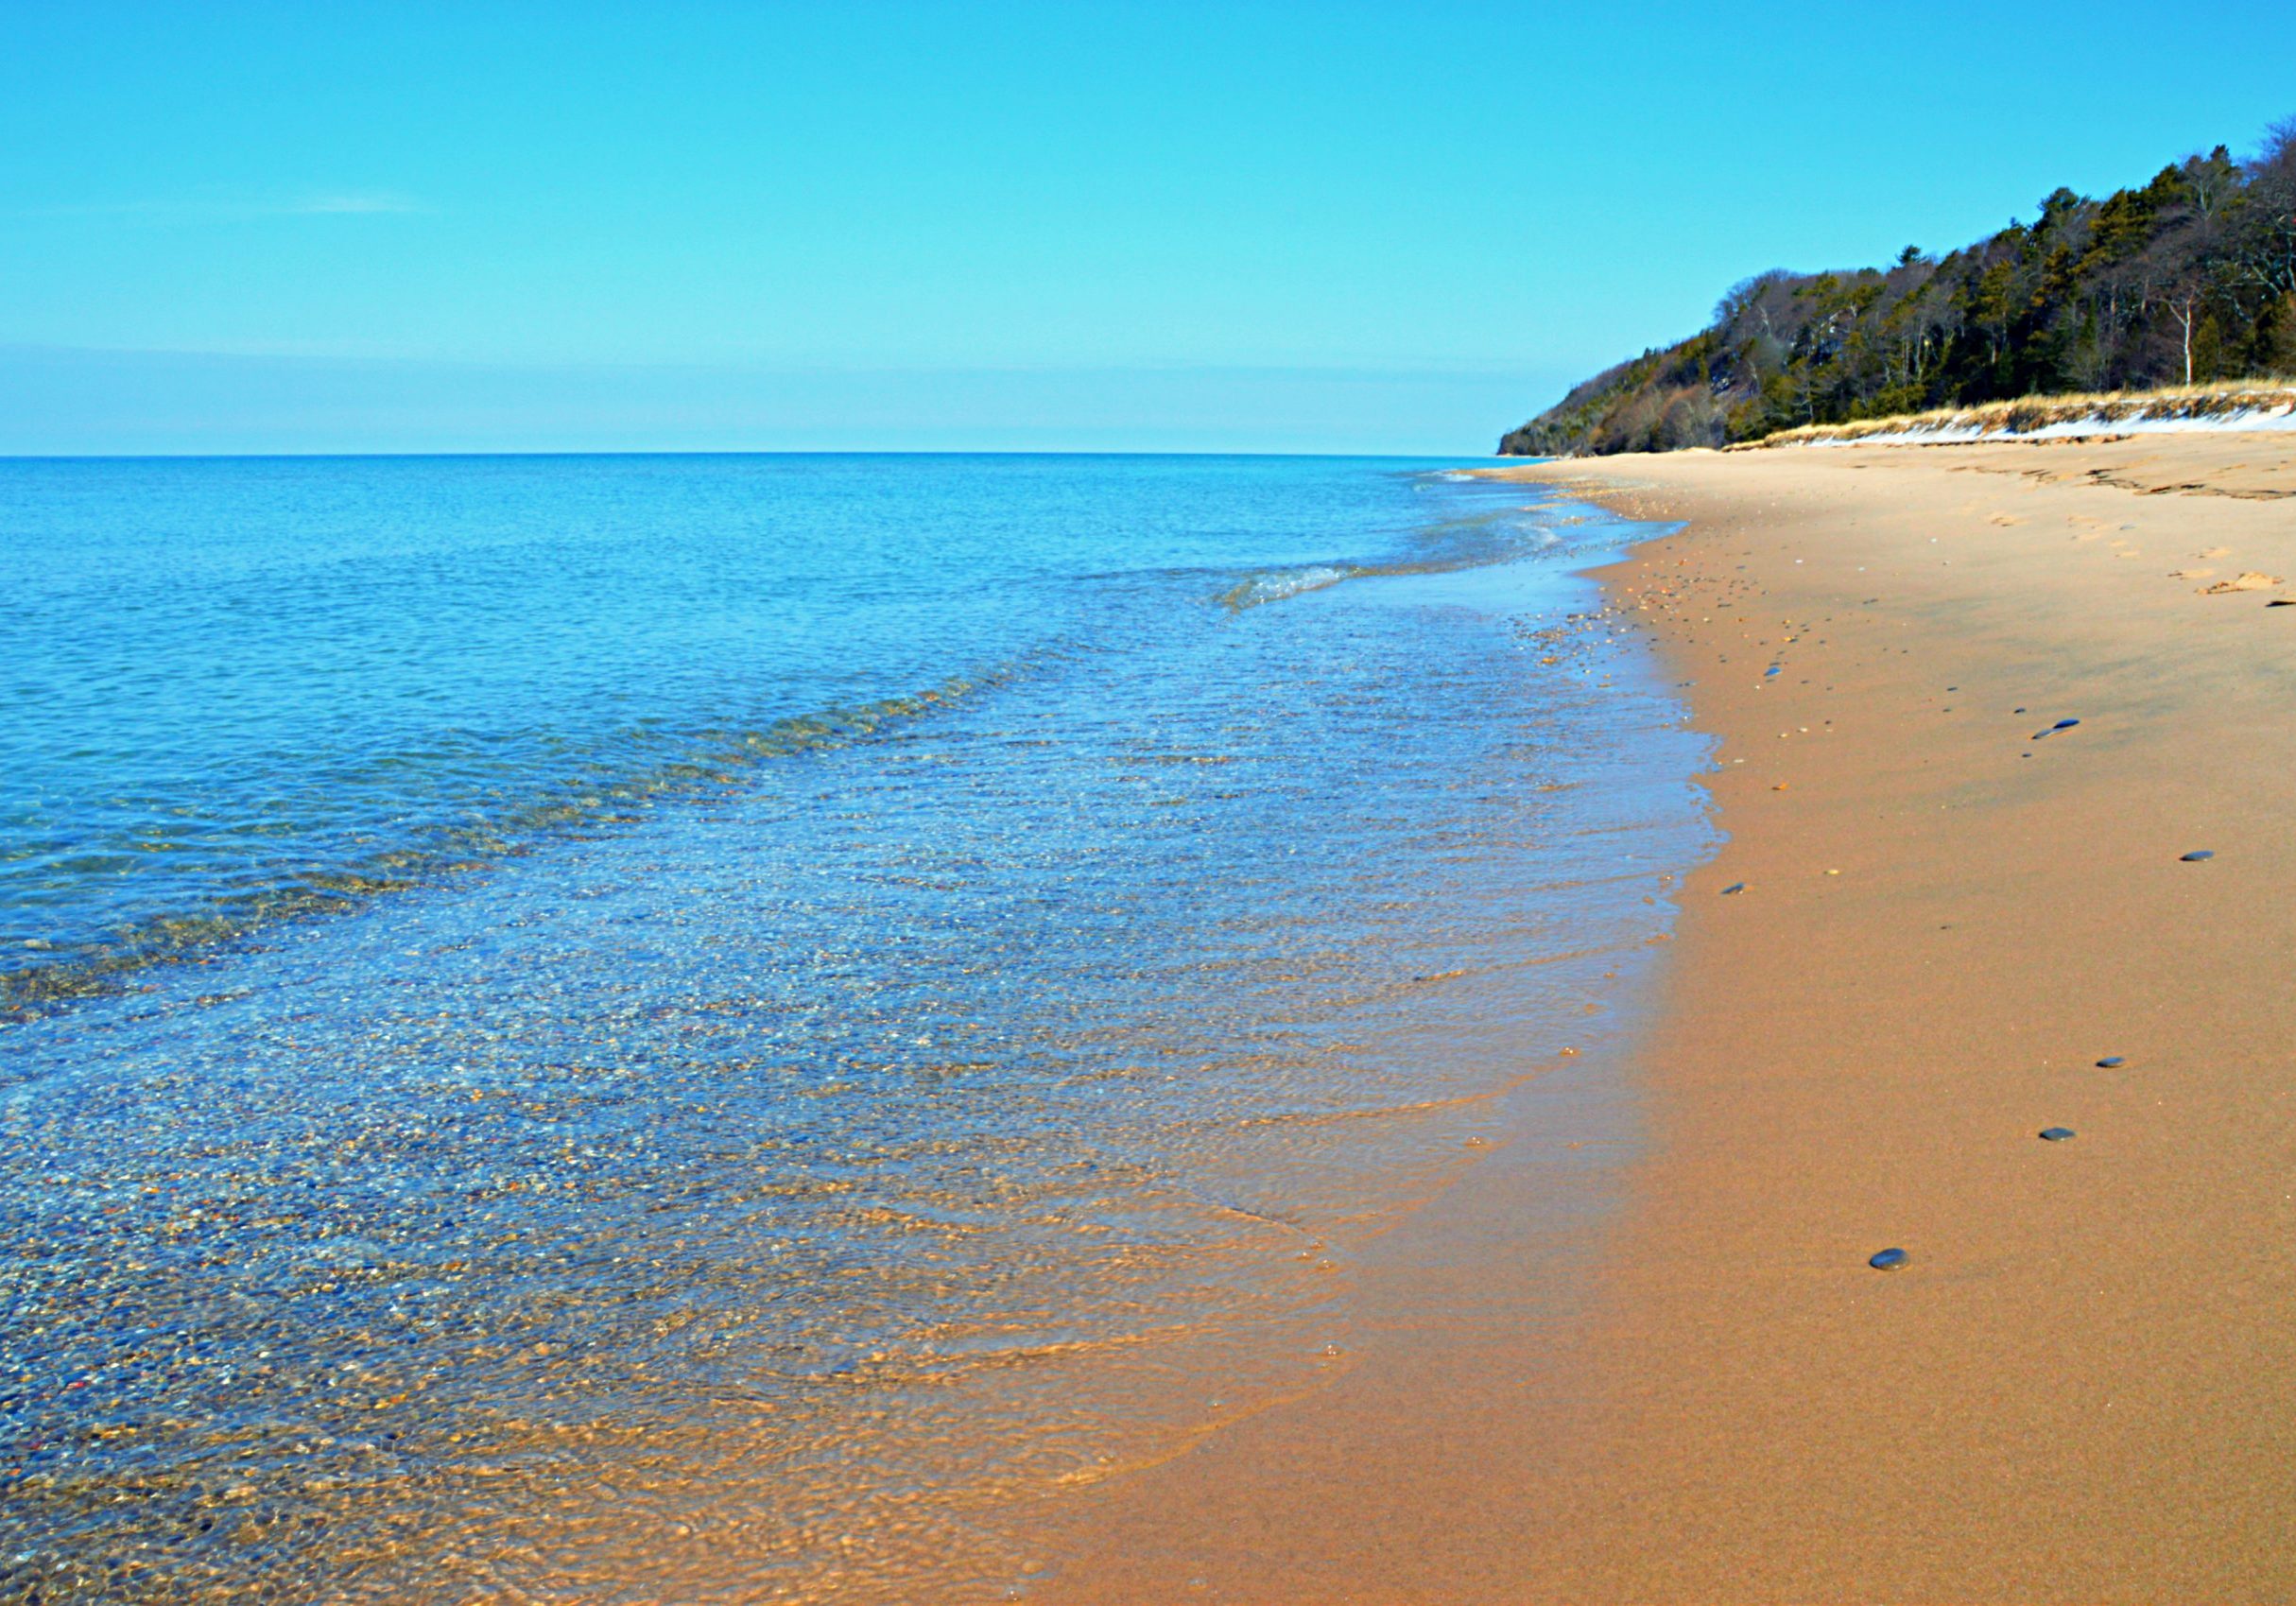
<box><xmin>2039</xmin><ymin>1126</ymin><xmax>2077</xmax><ymax>1142</ymax></box>
<box><xmin>1869</xmin><ymin>1248</ymin><xmax>1909</xmax><ymax>1270</ymax></box>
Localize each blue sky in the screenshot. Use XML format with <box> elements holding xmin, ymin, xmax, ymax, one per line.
<box><xmin>5</xmin><ymin>1</ymin><xmax>2294</xmax><ymax>455</ymax></box>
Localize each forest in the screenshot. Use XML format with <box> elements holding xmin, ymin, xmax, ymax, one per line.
<box><xmin>1500</xmin><ymin>117</ymin><xmax>2296</xmax><ymax>456</ymax></box>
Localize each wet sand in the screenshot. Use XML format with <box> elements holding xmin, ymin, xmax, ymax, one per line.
<box><xmin>1025</xmin><ymin>433</ymin><xmax>2296</xmax><ymax>1601</ymax></box>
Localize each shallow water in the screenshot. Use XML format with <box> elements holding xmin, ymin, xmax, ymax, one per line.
<box><xmin>0</xmin><ymin>456</ymin><xmax>1712</xmax><ymax>1601</ymax></box>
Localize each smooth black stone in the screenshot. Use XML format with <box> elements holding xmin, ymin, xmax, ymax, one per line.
<box><xmin>2053</xmin><ymin>718</ymin><xmax>2080</xmax><ymax>730</ymax></box>
<box><xmin>2039</xmin><ymin>1126</ymin><xmax>2077</xmax><ymax>1142</ymax></box>
<box><xmin>2181</xmin><ymin>850</ymin><xmax>2215</xmax><ymax>861</ymax></box>
<box><xmin>1720</xmin><ymin>882</ymin><xmax>1747</xmax><ymax>895</ymax></box>
<box><xmin>1869</xmin><ymin>1248</ymin><xmax>1910</xmax><ymax>1270</ymax></box>
<box><xmin>2014</xmin><ymin>707</ymin><xmax>2028</xmax><ymax>714</ymax></box>
<box><xmin>2096</xmin><ymin>1056</ymin><xmax>2127</xmax><ymax>1068</ymax></box>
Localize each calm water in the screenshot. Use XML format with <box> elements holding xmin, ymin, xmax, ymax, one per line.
<box><xmin>0</xmin><ymin>456</ymin><xmax>1712</xmax><ymax>1601</ymax></box>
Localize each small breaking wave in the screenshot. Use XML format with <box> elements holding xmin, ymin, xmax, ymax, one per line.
<box><xmin>1217</xmin><ymin>564</ymin><xmax>1359</xmax><ymax>611</ymax></box>
<box><xmin>0</xmin><ymin>667</ymin><xmax>1016</xmax><ymax>1021</ymax></box>
<box><xmin>1217</xmin><ymin>516</ymin><xmax>1568</xmax><ymax>614</ymax></box>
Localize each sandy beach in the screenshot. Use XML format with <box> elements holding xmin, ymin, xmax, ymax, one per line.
<box><xmin>1026</xmin><ymin>431</ymin><xmax>2296</xmax><ymax>1602</ymax></box>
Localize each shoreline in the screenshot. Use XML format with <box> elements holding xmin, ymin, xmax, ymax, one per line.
<box><xmin>1024</xmin><ymin>430</ymin><xmax>2296</xmax><ymax>1600</ymax></box>
<box><xmin>1</xmin><ymin>458</ymin><xmax>1715</xmax><ymax>1603</ymax></box>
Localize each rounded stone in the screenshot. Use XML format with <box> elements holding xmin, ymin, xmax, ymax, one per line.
<box><xmin>2181</xmin><ymin>850</ymin><xmax>2215</xmax><ymax>861</ymax></box>
<box><xmin>2039</xmin><ymin>1126</ymin><xmax>2077</xmax><ymax>1142</ymax></box>
<box><xmin>1869</xmin><ymin>1247</ymin><xmax>1909</xmax><ymax>1270</ymax></box>
<box><xmin>2095</xmin><ymin>1056</ymin><xmax>2126</xmax><ymax>1068</ymax></box>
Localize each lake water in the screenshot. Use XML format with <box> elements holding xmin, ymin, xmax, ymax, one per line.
<box><xmin>0</xmin><ymin>455</ymin><xmax>1712</xmax><ymax>1601</ymax></box>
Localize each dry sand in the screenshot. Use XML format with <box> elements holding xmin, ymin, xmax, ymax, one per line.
<box><xmin>1024</xmin><ymin>433</ymin><xmax>2296</xmax><ymax>1602</ymax></box>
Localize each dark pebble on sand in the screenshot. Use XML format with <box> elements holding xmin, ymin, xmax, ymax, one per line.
<box><xmin>1869</xmin><ymin>1248</ymin><xmax>1909</xmax><ymax>1270</ymax></box>
<box><xmin>2054</xmin><ymin>718</ymin><xmax>2080</xmax><ymax>730</ymax></box>
<box><xmin>2181</xmin><ymin>850</ymin><xmax>2215</xmax><ymax>862</ymax></box>
<box><xmin>2039</xmin><ymin>1127</ymin><xmax>2076</xmax><ymax>1142</ymax></box>
<box><xmin>2096</xmin><ymin>1056</ymin><xmax>2126</xmax><ymax>1068</ymax></box>
<box><xmin>1720</xmin><ymin>882</ymin><xmax>1746</xmax><ymax>895</ymax></box>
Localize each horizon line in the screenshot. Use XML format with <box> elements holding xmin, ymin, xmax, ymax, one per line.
<box><xmin>0</xmin><ymin>446</ymin><xmax>1509</xmax><ymax>464</ymax></box>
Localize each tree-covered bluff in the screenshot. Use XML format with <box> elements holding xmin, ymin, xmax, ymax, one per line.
<box><xmin>1501</xmin><ymin>118</ymin><xmax>2296</xmax><ymax>456</ymax></box>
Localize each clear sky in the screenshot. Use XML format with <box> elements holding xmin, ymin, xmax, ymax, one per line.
<box><xmin>6</xmin><ymin>1</ymin><xmax>2294</xmax><ymax>455</ymax></box>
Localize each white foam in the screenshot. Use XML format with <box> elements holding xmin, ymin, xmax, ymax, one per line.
<box><xmin>1224</xmin><ymin>564</ymin><xmax>1355</xmax><ymax>608</ymax></box>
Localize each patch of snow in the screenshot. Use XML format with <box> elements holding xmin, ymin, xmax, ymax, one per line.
<box><xmin>1794</xmin><ymin>400</ymin><xmax>2296</xmax><ymax>447</ymax></box>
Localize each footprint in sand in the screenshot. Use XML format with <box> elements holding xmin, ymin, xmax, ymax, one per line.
<box><xmin>2202</xmin><ymin>572</ymin><xmax>2284</xmax><ymax>595</ymax></box>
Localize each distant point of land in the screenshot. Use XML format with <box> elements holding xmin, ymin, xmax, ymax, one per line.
<box><xmin>1503</xmin><ymin>115</ymin><xmax>2296</xmax><ymax>457</ymax></box>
